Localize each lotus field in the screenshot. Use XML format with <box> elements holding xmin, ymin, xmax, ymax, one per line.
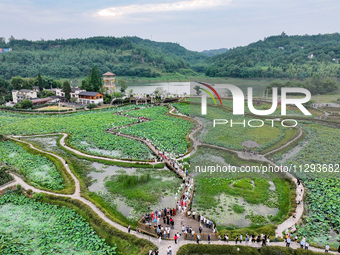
<box><xmin>186</xmin><ymin>97</ymin><xmax>315</xmax><ymax>116</ymax></box>
<box><xmin>277</xmin><ymin>124</ymin><xmax>340</xmax><ymax>245</ymax></box>
<box><xmin>0</xmin><ymin>192</ymin><xmax>116</xmax><ymax>254</ymax></box>
<box><xmin>121</xmin><ymin>106</ymin><xmax>193</xmax><ymax>155</ymax></box>
<box><xmin>0</xmin><ymin>140</ymin><xmax>64</xmax><ymax>190</ymax></box>
<box><xmin>0</xmin><ymin>110</ymin><xmax>152</xmax><ymax>160</ymax></box>
<box><xmin>174</xmin><ymin>103</ymin><xmax>285</xmax><ymax>151</ymax></box>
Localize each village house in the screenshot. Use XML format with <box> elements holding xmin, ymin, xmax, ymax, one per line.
<box><xmin>55</xmin><ymin>87</ymin><xmax>85</xmax><ymax>101</ymax></box>
<box><xmin>78</xmin><ymin>92</ymin><xmax>103</xmax><ymax>105</ymax></box>
<box><xmin>12</xmin><ymin>89</ymin><xmax>38</xmax><ymax>103</ymax></box>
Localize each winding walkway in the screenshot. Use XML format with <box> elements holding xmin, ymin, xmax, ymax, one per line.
<box><xmin>0</xmin><ymin>105</ymin><xmax>321</xmax><ymax>254</ymax></box>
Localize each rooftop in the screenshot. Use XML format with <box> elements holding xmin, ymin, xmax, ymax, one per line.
<box><xmin>102</xmin><ymin>72</ymin><xmax>115</xmax><ymax>76</ymax></box>
<box><xmin>31</xmin><ymin>97</ymin><xmax>53</xmax><ymax>103</ymax></box>
<box><xmin>79</xmin><ymin>91</ymin><xmax>102</xmax><ymax>96</ymax></box>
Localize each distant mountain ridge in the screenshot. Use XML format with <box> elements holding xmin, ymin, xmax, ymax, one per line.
<box><xmin>204</xmin><ymin>32</ymin><xmax>340</xmax><ymax>78</ymax></box>
<box><xmin>1</xmin><ymin>33</ymin><xmax>340</xmax><ymax>79</ymax></box>
<box><xmin>200</xmin><ymin>48</ymin><xmax>228</xmax><ymax>57</ymax></box>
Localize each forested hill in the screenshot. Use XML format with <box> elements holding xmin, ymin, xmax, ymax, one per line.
<box><xmin>201</xmin><ymin>48</ymin><xmax>228</xmax><ymax>57</ymax></box>
<box><xmin>123</xmin><ymin>36</ymin><xmax>206</xmax><ymax>64</ymax></box>
<box><xmin>0</xmin><ymin>36</ymin><xmax>204</xmax><ymax>79</ymax></box>
<box><xmin>204</xmin><ymin>33</ymin><xmax>340</xmax><ymax>78</ymax></box>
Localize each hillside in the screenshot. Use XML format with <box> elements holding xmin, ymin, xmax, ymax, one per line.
<box><xmin>0</xmin><ymin>36</ymin><xmax>198</xmax><ymax>79</ymax></box>
<box><xmin>124</xmin><ymin>36</ymin><xmax>206</xmax><ymax>64</ymax></box>
<box><xmin>201</xmin><ymin>48</ymin><xmax>228</xmax><ymax>57</ymax></box>
<box><xmin>204</xmin><ymin>32</ymin><xmax>340</xmax><ymax>78</ymax></box>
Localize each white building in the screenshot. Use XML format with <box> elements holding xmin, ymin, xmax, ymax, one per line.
<box><xmin>55</xmin><ymin>87</ymin><xmax>85</xmax><ymax>102</ymax></box>
<box><xmin>12</xmin><ymin>89</ymin><xmax>37</xmax><ymax>103</ymax></box>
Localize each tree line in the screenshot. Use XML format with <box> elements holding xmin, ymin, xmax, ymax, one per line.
<box><xmin>204</xmin><ymin>32</ymin><xmax>340</xmax><ymax>78</ymax></box>
<box><xmin>0</xmin><ymin>36</ymin><xmax>195</xmax><ymax>79</ymax></box>
<box><xmin>265</xmin><ymin>75</ymin><xmax>339</xmax><ymax>95</ymax></box>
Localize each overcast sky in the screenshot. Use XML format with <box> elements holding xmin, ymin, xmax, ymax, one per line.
<box><xmin>0</xmin><ymin>0</ymin><xmax>339</xmax><ymax>51</ymax></box>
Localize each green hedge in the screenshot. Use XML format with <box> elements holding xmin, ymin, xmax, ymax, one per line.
<box><xmin>177</xmin><ymin>244</ymin><xmax>258</xmax><ymax>255</ymax></box>
<box><xmin>40</xmin><ymin>194</ymin><xmax>157</xmax><ymax>255</ymax></box>
<box><xmin>177</xmin><ymin>244</ymin><xmax>326</xmax><ymax>255</ymax></box>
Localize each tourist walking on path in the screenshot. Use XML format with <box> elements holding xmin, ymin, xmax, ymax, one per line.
<box><xmin>235</xmin><ymin>235</ymin><xmax>239</xmax><ymax>244</ymax></box>
<box><xmin>128</xmin><ymin>225</ymin><xmax>130</xmax><ymax>233</ymax></box>
<box><xmin>305</xmin><ymin>242</ymin><xmax>309</xmax><ymax>250</ymax></box>
<box><xmin>325</xmin><ymin>244</ymin><xmax>330</xmax><ymax>252</ymax></box>
<box><xmin>286</xmin><ymin>236</ymin><xmax>291</xmax><ymax>247</ymax></box>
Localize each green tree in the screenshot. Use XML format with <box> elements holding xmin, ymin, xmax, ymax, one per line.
<box><xmin>128</xmin><ymin>89</ymin><xmax>133</xmax><ymax>97</ymax></box>
<box><xmin>194</xmin><ymin>85</ymin><xmax>201</xmax><ymax>96</ymax></box>
<box><xmin>36</xmin><ymin>74</ymin><xmax>43</xmax><ymax>91</ymax></box>
<box><xmin>80</xmin><ymin>75</ymin><xmax>92</xmax><ymax>91</ymax></box>
<box><xmin>303</xmin><ymin>99</ymin><xmax>316</xmax><ymax>108</ymax></box>
<box><xmin>38</xmin><ymin>90</ymin><xmax>55</xmax><ymax>98</ymax></box>
<box><xmin>113</xmin><ymin>92</ymin><xmax>122</xmax><ymax>98</ymax></box>
<box><xmin>0</xmin><ymin>78</ymin><xmax>10</xmax><ymax>90</ymax></box>
<box><xmin>90</xmin><ymin>66</ymin><xmax>102</xmax><ymax>92</ymax></box>
<box><xmin>20</xmin><ymin>99</ymin><xmax>33</xmax><ymax>109</ymax></box>
<box><xmin>62</xmin><ymin>81</ymin><xmax>72</xmax><ymax>100</ymax></box>
<box><xmin>10</xmin><ymin>77</ymin><xmax>24</xmax><ymax>90</ymax></box>
<box><xmin>22</xmin><ymin>78</ymin><xmax>34</xmax><ymax>90</ymax></box>
<box><xmin>118</xmin><ymin>79</ymin><xmax>128</xmax><ymax>93</ymax></box>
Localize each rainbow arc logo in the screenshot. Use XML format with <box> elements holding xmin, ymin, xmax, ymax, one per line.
<box><xmin>197</xmin><ymin>82</ymin><xmax>223</xmax><ymax>106</ymax></box>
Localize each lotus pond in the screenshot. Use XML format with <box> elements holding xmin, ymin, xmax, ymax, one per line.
<box><xmin>274</xmin><ymin>123</ymin><xmax>340</xmax><ymax>247</ymax></box>
<box><xmin>173</xmin><ymin>103</ymin><xmax>286</xmax><ymax>151</ymax></box>
<box><xmin>91</xmin><ymin>165</ymin><xmax>182</xmax><ymax>221</ymax></box>
<box><xmin>0</xmin><ymin>109</ymin><xmax>152</xmax><ymax>160</ymax></box>
<box><xmin>0</xmin><ymin>191</ymin><xmax>116</xmax><ymax>254</ymax></box>
<box><xmin>0</xmin><ymin>140</ymin><xmax>64</xmax><ymax>190</ymax></box>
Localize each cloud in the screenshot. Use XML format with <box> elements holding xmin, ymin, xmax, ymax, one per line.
<box><xmin>97</xmin><ymin>0</ymin><xmax>231</xmax><ymax>17</ymax></box>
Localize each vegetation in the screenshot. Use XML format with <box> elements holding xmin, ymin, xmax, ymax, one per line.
<box><xmin>104</xmin><ymin>168</ymin><xmax>182</xmax><ymax>217</ymax></box>
<box><xmin>80</xmin><ymin>66</ymin><xmax>103</xmax><ymax>92</ymax></box>
<box><xmin>204</xmin><ymin>32</ymin><xmax>340</xmax><ymax>78</ymax></box>
<box><xmin>276</xmin><ymin>124</ymin><xmax>340</xmax><ymax>246</ymax></box>
<box><xmin>0</xmin><ymin>108</ymin><xmax>153</xmax><ymax>160</ymax></box>
<box><xmin>62</xmin><ymin>80</ymin><xmax>71</xmax><ymax>100</ymax></box>
<box><xmin>87</xmin><ymin>103</ymin><xmax>98</xmax><ymax>110</ymax></box>
<box><xmin>174</xmin><ymin>102</ymin><xmax>284</xmax><ymax>151</ymax></box>
<box><xmin>121</xmin><ymin>106</ymin><xmax>193</xmax><ymax>155</ymax></box>
<box><xmin>0</xmin><ymin>191</ymin><xmax>117</xmax><ymax>254</ymax></box>
<box><xmin>13</xmin><ymin>99</ymin><xmax>33</xmax><ymax>109</ymax></box>
<box><xmin>177</xmin><ymin>243</ymin><xmax>326</xmax><ymax>255</ymax></box>
<box><xmin>0</xmin><ymin>36</ymin><xmax>201</xmax><ymax>79</ymax></box>
<box><xmin>0</xmin><ymin>165</ymin><xmax>14</xmax><ymax>186</ymax></box>
<box><xmin>0</xmin><ymin>140</ymin><xmax>64</xmax><ymax>190</ymax></box>
<box><xmin>266</xmin><ymin>75</ymin><xmax>339</xmax><ymax>95</ymax></box>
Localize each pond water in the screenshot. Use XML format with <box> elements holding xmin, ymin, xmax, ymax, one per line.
<box><xmin>88</xmin><ymin>162</ymin><xmax>181</xmax><ymax>218</ymax></box>
<box><xmin>87</xmin><ymin>162</ymin><xmax>138</xmax><ymax>192</ymax></box>
<box><xmin>116</xmin><ymin>82</ymin><xmax>190</xmax><ymax>95</ymax></box>
<box><xmin>192</xmin><ymin>194</ymin><xmax>279</xmax><ymax>228</ymax></box>
<box><xmin>22</xmin><ymin>136</ymin><xmax>60</xmax><ymax>152</ymax></box>
<box><xmin>278</xmin><ymin>141</ymin><xmax>309</xmax><ymax>164</ymax></box>
<box><xmin>116</xmin><ymin>81</ymin><xmax>266</xmax><ymax>96</ymax></box>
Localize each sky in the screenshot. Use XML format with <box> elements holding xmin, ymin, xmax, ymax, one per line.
<box><xmin>0</xmin><ymin>0</ymin><xmax>339</xmax><ymax>51</ymax></box>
